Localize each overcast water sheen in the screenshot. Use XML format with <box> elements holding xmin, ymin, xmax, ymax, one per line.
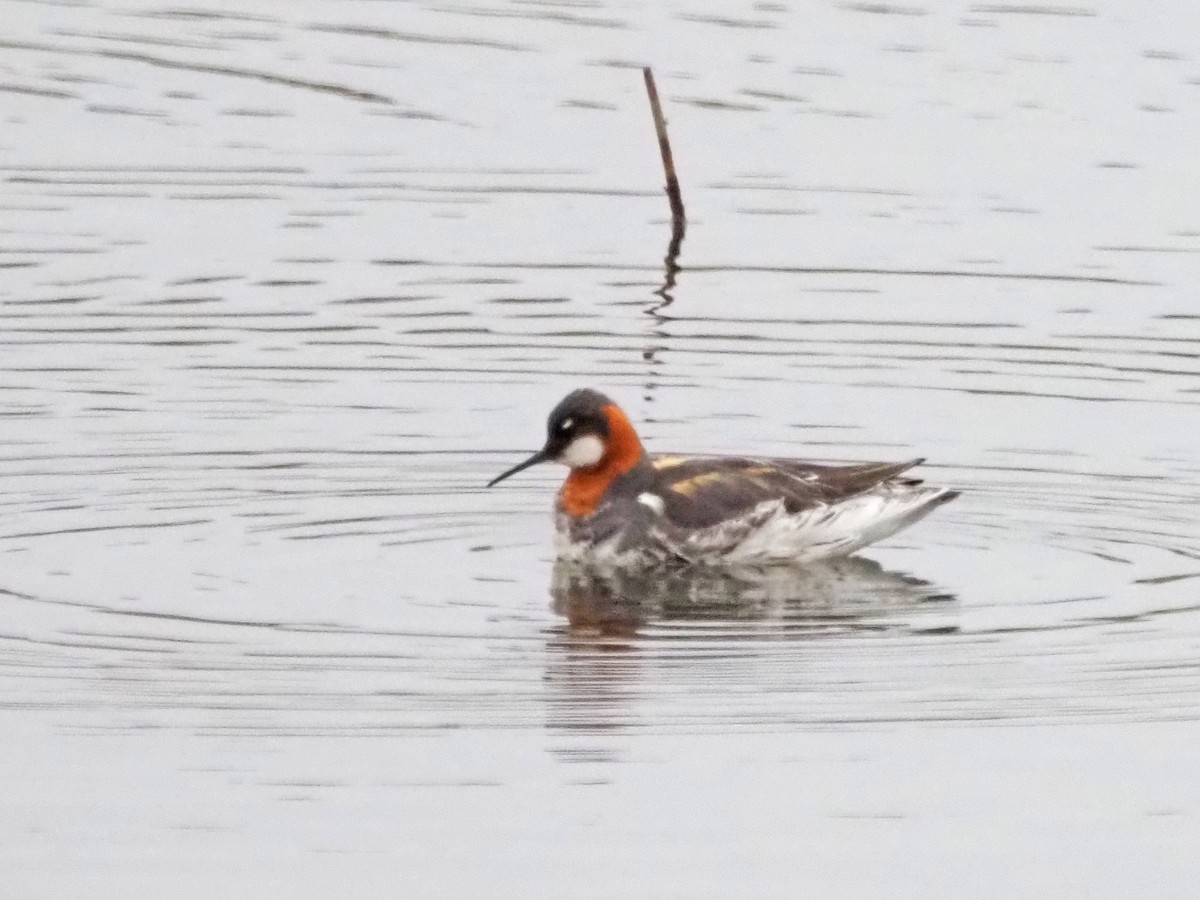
<box><xmin>2</xmin><ymin>0</ymin><xmax>1199</xmax><ymax>896</ymax></box>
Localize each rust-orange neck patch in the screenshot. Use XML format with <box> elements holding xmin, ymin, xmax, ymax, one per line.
<box><xmin>558</xmin><ymin>404</ymin><xmax>644</xmax><ymax>517</ymax></box>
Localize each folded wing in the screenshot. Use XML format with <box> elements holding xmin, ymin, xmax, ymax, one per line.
<box><xmin>649</xmin><ymin>455</ymin><xmax>925</xmax><ymax>530</ymax></box>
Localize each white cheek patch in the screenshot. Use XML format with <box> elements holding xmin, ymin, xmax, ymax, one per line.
<box><xmin>559</xmin><ymin>434</ymin><xmax>605</xmax><ymax>468</ymax></box>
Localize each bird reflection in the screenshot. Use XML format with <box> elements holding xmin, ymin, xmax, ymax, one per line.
<box><xmin>550</xmin><ymin>555</ymin><xmax>955</xmax><ymax>639</ymax></box>
<box><xmin>543</xmin><ymin>557</ymin><xmax>957</xmax><ymax>743</ymax></box>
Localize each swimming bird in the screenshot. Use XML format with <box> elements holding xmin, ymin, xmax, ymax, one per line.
<box><xmin>488</xmin><ymin>388</ymin><xmax>959</xmax><ymax>566</ymax></box>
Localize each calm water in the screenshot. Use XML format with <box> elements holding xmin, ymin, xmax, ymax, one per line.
<box><xmin>2</xmin><ymin>0</ymin><xmax>1199</xmax><ymax>895</ymax></box>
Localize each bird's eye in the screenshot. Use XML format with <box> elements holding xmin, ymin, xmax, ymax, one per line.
<box><xmin>559</xmin><ymin>418</ymin><xmax>573</xmax><ymax>431</ymax></box>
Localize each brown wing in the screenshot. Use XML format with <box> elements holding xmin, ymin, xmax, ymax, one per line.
<box><xmin>648</xmin><ymin>454</ymin><xmax>924</xmax><ymax>530</ymax></box>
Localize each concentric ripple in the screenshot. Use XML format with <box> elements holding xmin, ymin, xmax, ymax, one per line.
<box><xmin>3</xmin><ymin>0</ymin><xmax>1200</xmax><ymax>892</ymax></box>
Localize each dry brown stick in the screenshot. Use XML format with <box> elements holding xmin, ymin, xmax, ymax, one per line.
<box><xmin>642</xmin><ymin>67</ymin><xmax>686</xmax><ymax>251</ymax></box>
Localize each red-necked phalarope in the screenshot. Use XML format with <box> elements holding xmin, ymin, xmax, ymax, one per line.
<box><xmin>488</xmin><ymin>388</ymin><xmax>960</xmax><ymax>566</ymax></box>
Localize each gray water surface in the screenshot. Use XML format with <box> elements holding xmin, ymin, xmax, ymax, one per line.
<box><xmin>2</xmin><ymin>0</ymin><xmax>1199</xmax><ymax>896</ymax></box>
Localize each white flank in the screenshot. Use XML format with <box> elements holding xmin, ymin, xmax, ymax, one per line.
<box><xmin>709</xmin><ymin>486</ymin><xmax>955</xmax><ymax>564</ymax></box>
<box><xmin>556</xmin><ymin>483</ymin><xmax>957</xmax><ymax>568</ymax></box>
<box><xmin>559</xmin><ymin>434</ymin><xmax>604</xmax><ymax>468</ymax></box>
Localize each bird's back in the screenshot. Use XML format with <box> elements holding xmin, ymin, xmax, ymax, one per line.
<box><xmin>558</xmin><ymin>453</ymin><xmax>959</xmax><ymax>566</ymax></box>
<box><xmin>645</xmin><ymin>454</ymin><xmax>928</xmax><ymax>529</ymax></box>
